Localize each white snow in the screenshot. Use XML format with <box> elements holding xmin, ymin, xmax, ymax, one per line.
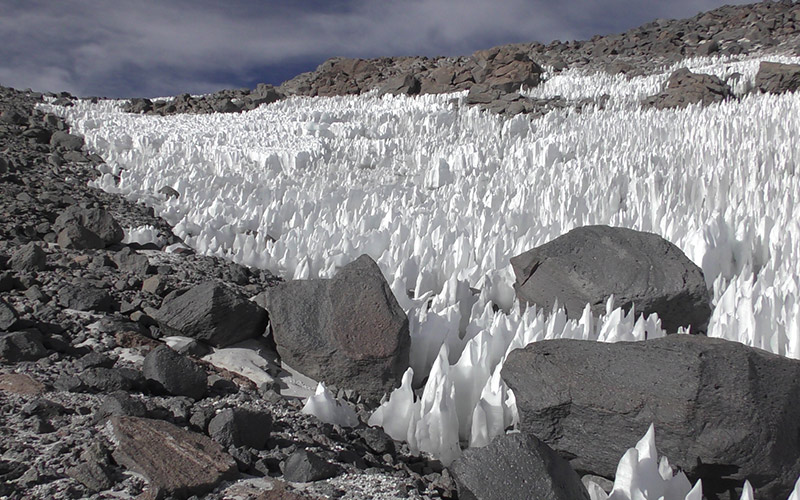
<box><xmin>43</xmin><ymin>51</ymin><xmax>800</xmax><ymax>495</ymax></box>
<box><xmin>302</xmin><ymin>382</ymin><xmax>359</xmax><ymax>427</ymax></box>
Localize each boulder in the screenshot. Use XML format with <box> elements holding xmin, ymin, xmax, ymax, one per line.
<box><xmin>449</xmin><ymin>432</ymin><xmax>590</xmax><ymax>500</ymax></box>
<box><xmin>55</xmin><ymin>206</ymin><xmax>123</xmax><ymax>246</ymax></box>
<box><xmin>379</xmin><ymin>74</ymin><xmax>421</xmax><ymax>96</ymax></box>
<box><xmin>207</xmin><ymin>407</ymin><xmax>272</xmax><ymax>449</ymax></box>
<box><xmin>7</xmin><ymin>242</ymin><xmax>47</xmax><ymax>272</ymax></box>
<box><xmin>256</xmin><ymin>254</ymin><xmax>409</xmax><ymax>402</ymax></box>
<box><xmin>58</xmin><ymin>282</ymin><xmax>113</xmax><ymax>312</ymax></box>
<box><xmin>502</xmin><ymin>335</ymin><xmax>800</xmax><ymax>500</ymax></box>
<box><xmin>471</xmin><ymin>48</ymin><xmax>543</xmax><ymax>92</ymax></box>
<box><xmin>49</xmin><ymin>131</ymin><xmax>85</xmax><ymax>151</ymax></box>
<box><xmin>0</xmin><ymin>298</ymin><xmax>20</xmax><ymax>331</ymax></box>
<box><xmin>113</xmin><ymin>247</ymin><xmax>153</xmax><ymax>275</ymax></box>
<box><xmin>0</xmin><ymin>330</ymin><xmax>47</xmax><ymax>362</ymax></box>
<box><xmin>154</xmin><ymin>281</ymin><xmax>268</xmax><ymax>347</ymax></box>
<box><xmin>142</xmin><ymin>345</ymin><xmax>207</xmax><ymax>400</ymax></box>
<box><xmin>282</xmin><ymin>450</ymin><xmax>339</xmax><ymax>482</ymax></box>
<box><xmin>642</xmin><ymin>68</ymin><xmax>732</xmax><ymax>109</ymax></box>
<box><xmin>754</xmin><ymin>61</ymin><xmax>800</xmax><ymax>94</ymax></box>
<box><xmin>56</xmin><ymin>223</ymin><xmax>105</xmax><ymax>250</ymax></box>
<box><xmin>510</xmin><ymin>225</ymin><xmax>710</xmax><ymax>333</ymax></box>
<box><xmin>109</xmin><ymin>416</ymin><xmax>238</xmax><ymax>498</ymax></box>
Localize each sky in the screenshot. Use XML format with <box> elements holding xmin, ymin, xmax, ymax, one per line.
<box><xmin>0</xmin><ymin>0</ymin><xmax>756</xmax><ymax>99</ymax></box>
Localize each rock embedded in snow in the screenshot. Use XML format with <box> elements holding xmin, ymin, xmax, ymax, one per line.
<box><xmin>142</xmin><ymin>345</ymin><xmax>208</xmax><ymax>400</ymax></box>
<box><xmin>642</xmin><ymin>68</ymin><xmax>733</xmax><ymax>109</ymax></box>
<box><xmin>755</xmin><ymin>61</ymin><xmax>800</xmax><ymax>94</ymax></box>
<box><xmin>257</xmin><ymin>254</ymin><xmax>409</xmax><ymax>403</ymax></box>
<box><xmin>448</xmin><ymin>432</ymin><xmax>590</xmax><ymax>500</ymax></box>
<box><xmin>154</xmin><ymin>281</ymin><xmax>268</xmax><ymax>348</ymax></box>
<box><xmin>503</xmin><ymin>335</ymin><xmax>800</xmax><ymax>499</ymax></box>
<box><xmin>510</xmin><ymin>225</ymin><xmax>711</xmax><ymax>333</ymax></box>
<box><xmin>109</xmin><ymin>416</ymin><xmax>238</xmax><ymax>498</ymax></box>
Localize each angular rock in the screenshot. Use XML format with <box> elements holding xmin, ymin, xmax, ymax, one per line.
<box><xmin>642</xmin><ymin>68</ymin><xmax>732</xmax><ymax>109</ymax></box>
<box><xmin>142</xmin><ymin>345</ymin><xmax>207</xmax><ymax>400</ymax></box>
<box><xmin>755</xmin><ymin>61</ymin><xmax>800</xmax><ymax>94</ymax></box>
<box><xmin>154</xmin><ymin>281</ymin><xmax>268</xmax><ymax>347</ymax></box>
<box><xmin>207</xmin><ymin>407</ymin><xmax>272</xmax><ymax>449</ymax></box>
<box><xmin>471</xmin><ymin>48</ymin><xmax>543</xmax><ymax>92</ymax></box>
<box><xmin>510</xmin><ymin>225</ymin><xmax>711</xmax><ymax>333</ymax></box>
<box><xmin>0</xmin><ymin>298</ymin><xmax>20</xmax><ymax>331</ymax></box>
<box><xmin>56</xmin><ymin>223</ymin><xmax>105</xmax><ymax>250</ymax></box>
<box><xmin>282</xmin><ymin>450</ymin><xmax>339</xmax><ymax>482</ymax></box>
<box><xmin>79</xmin><ymin>367</ymin><xmax>143</xmax><ymax>393</ymax></box>
<box><xmin>503</xmin><ymin>335</ymin><xmax>800</xmax><ymax>500</ymax></box>
<box><xmin>0</xmin><ymin>373</ymin><xmax>46</xmax><ymax>395</ymax></box>
<box><xmin>58</xmin><ymin>283</ymin><xmax>113</xmax><ymax>312</ymax></box>
<box><xmin>113</xmin><ymin>247</ymin><xmax>153</xmax><ymax>275</ymax></box>
<box><xmin>257</xmin><ymin>254</ymin><xmax>409</xmax><ymax>402</ymax></box>
<box><xmin>49</xmin><ymin>130</ymin><xmax>85</xmax><ymax>151</ymax></box>
<box><xmin>55</xmin><ymin>206</ymin><xmax>123</xmax><ymax>246</ymax></box>
<box><xmin>449</xmin><ymin>433</ymin><xmax>590</xmax><ymax>500</ymax></box>
<box><xmin>109</xmin><ymin>416</ymin><xmax>238</xmax><ymax>498</ymax></box>
<box><xmin>8</xmin><ymin>242</ymin><xmax>47</xmax><ymax>272</ymax></box>
<box><xmin>99</xmin><ymin>391</ymin><xmax>147</xmax><ymax>418</ymax></box>
<box><xmin>0</xmin><ymin>330</ymin><xmax>47</xmax><ymax>362</ymax></box>
<box><xmin>379</xmin><ymin>74</ymin><xmax>421</xmax><ymax>96</ymax></box>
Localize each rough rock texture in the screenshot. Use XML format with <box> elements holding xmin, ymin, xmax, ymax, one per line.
<box><xmin>449</xmin><ymin>432</ymin><xmax>590</xmax><ymax>500</ymax></box>
<box><xmin>142</xmin><ymin>345</ymin><xmax>208</xmax><ymax>399</ymax></box>
<box><xmin>642</xmin><ymin>68</ymin><xmax>733</xmax><ymax>109</ymax></box>
<box><xmin>122</xmin><ymin>83</ymin><xmax>284</xmax><ymax>116</ymax></box>
<box><xmin>154</xmin><ymin>281</ymin><xmax>268</xmax><ymax>347</ymax></box>
<box><xmin>503</xmin><ymin>335</ymin><xmax>800</xmax><ymax>500</ymax></box>
<box><xmin>510</xmin><ymin>225</ymin><xmax>711</xmax><ymax>333</ymax></box>
<box><xmin>207</xmin><ymin>407</ymin><xmax>272</xmax><ymax>449</ymax></box>
<box><xmin>109</xmin><ymin>416</ymin><xmax>238</xmax><ymax>498</ymax></box>
<box><xmin>282</xmin><ymin>450</ymin><xmax>339</xmax><ymax>483</ymax></box>
<box><xmin>257</xmin><ymin>254</ymin><xmax>409</xmax><ymax>403</ymax></box>
<box><xmin>54</xmin><ymin>206</ymin><xmax>124</xmax><ymax>246</ymax></box>
<box><xmin>755</xmin><ymin>60</ymin><xmax>800</xmax><ymax>94</ymax></box>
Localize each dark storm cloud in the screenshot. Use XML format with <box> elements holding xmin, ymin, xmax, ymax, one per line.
<box><xmin>0</xmin><ymin>0</ymin><xmax>754</xmax><ymax>98</ymax></box>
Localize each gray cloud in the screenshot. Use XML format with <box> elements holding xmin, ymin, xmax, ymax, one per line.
<box><xmin>0</xmin><ymin>0</ymin><xmax>754</xmax><ymax>98</ymax></box>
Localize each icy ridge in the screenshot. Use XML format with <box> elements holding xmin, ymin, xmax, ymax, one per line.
<box><xmin>45</xmin><ymin>53</ymin><xmax>800</xmax><ymax>479</ymax></box>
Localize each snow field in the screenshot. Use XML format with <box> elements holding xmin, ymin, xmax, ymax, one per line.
<box><xmin>46</xmin><ymin>52</ymin><xmax>800</xmax><ymax>496</ymax></box>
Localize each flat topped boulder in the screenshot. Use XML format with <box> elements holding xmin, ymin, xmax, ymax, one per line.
<box><xmin>109</xmin><ymin>416</ymin><xmax>238</xmax><ymax>499</ymax></box>
<box><xmin>154</xmin><ymin>281</ymin><xmax>268</xmax><ymax>347</ymax></box>
<box><xmin>256</xmin><ymin>254</ymin><xmax>409</xmax><ymax>403</ymax></box>
<box><xmin>510</xmin><ymin>225</ymin><xmax>711</xmax><ymax>333</ymax></box>
<box><xmin>502</xmin><ymin>335</ymin><xmax>800</xmax><ymax>500</ymax></box>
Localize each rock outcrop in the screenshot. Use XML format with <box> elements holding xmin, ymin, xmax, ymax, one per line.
<box><xmin>755</xmin><ymin>60</ymin><xmax>800</xmax><ymax>94</ymax></box>
<box><xmin>642</xmin><ymin>68</ymin><xmax>733</xmax><ymax>109</ymax></box>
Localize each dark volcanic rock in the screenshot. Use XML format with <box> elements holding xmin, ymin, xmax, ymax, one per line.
<box><xmin>55</xmin><ymin>206</ymin><xmax>124</xmax><ymax>246</ymax></box>
<box><xmin>49</xmin><ymin>130</ymin><xmax>85</xmax><ymax>151</ymax></box>
<box><xmin>207</xmin><ymin>407</ymin><xmax>272</xmax><ymax>449</ymax></box>
<box><xmin>112</xmin><ymin>247</ymin><xmax>153</xmax><ymax>275</ymax></box>
<box><xmin>0</xmin><ymin>330</ymin><xmax>47</xmax><ymax>362</ymax></box>
<box><xmin>257</xmin><ymin>254</ymin><xmax>409</xmax><ymax>403</ymax></box>
<box><xmin>8</xmin><ymin>242</ymin><xmax>47</xmax><ymax>271</ymax></box>
<box><xmin>502</xmin><ymin>335</ymin><xmax>800</xmax><ymax>500</ymax></box>
<box><xmin>449</xmin><ymin>432</ymin><xmax>590</xmax><ymax>500</ymax></box>
<box><xmin>755</xmin><ymin>61</ymin><xmax>800</xmax><ymax>94</ymax></box>
<box><xmin>58</xmin><ymin>282</ymin><xmax>114</xmax><ymax>312</ymax></box>
<box><xmin>56</xmin><ymin>223</ymin><xmax>105</xmax><ymax>250</ymax></box>
<box><xmin>510</xmin><ymin>225</ymin><xmax>711</xmax><ymax>333</ymax></box>
<box><xmin>154</xmin><ymin>281</ymin><xmax>268</xmax><ymax>347</ymax></box>
<box><xmin>642</xmin><ymin>68</ymin><xmax>733</xmax><ymax>109</ymax></box>
<box><xmin>142</xmin><ymin>345</ymin><xmax>207</xmax><ymax>400</ymax></box>
<box><xmin>282</xmin><ymin>449</ymin><xmax>339</xmax><ymax>482</ymax></box>
<box><xmin>109</xmin><ymin>416</ymin><xmax>238</xmax><ymax>498</ymax></box>
<box><xmin>379</xmin><ymin>74</ymin><xmax>421</xmax><ymax>96</ymax></box>
<box><xmin>0</xmin><ymin>298</ymin><xmax>20</xmax><ymax>331</ymax></box>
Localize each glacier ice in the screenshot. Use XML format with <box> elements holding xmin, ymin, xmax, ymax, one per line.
<box><xmin>45</xmin><ymin>51</ymin><xmax>800</xmax><ymax>485</ymax></box>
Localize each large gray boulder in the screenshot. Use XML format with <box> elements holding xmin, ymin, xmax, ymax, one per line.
<box><xmin>208</xmin><ymin>407</ymin><xmax>272</xmax><ymax>449</ymax></box>
<box><xmin>154</xmin><ymin>282</ymin><xmax>268</xmax><ymax>347</ymax></box>
<box><xmin>510</xmin><ymin>225</ymin><xmax>711</xmax><ymax>333</ymax></box>
<box><xmin>755</xmin><ymin>61</ymin><xmax>800</xmax><ymax>94</ymax></box>
<box><xmin>54</xmin><ymin>206</ymin><xmax>123</xmax><ymax>247</ymax></box>
<box><xmin>502</xmin><ymin>335</ymin><xmax>800</xmax><ymax>500</ymax></box>
<box><xmin>256</xmin><ymin>254</ymin><xmax>409</xmax><ymax>403</ymax></box>
<box><xmin>449</xmin><ymin>432</ymin><xmax>590</xmax><ymax>500</ymax></box>
<box><xmin>470</xmin><ymin>47</ymin><xmax>543</xmax><ymax>92</ymax></box>
<box><xmin>642</xmin><ymin>68</ymin><xmax>732</xmax><ymax>109</ymax></box>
